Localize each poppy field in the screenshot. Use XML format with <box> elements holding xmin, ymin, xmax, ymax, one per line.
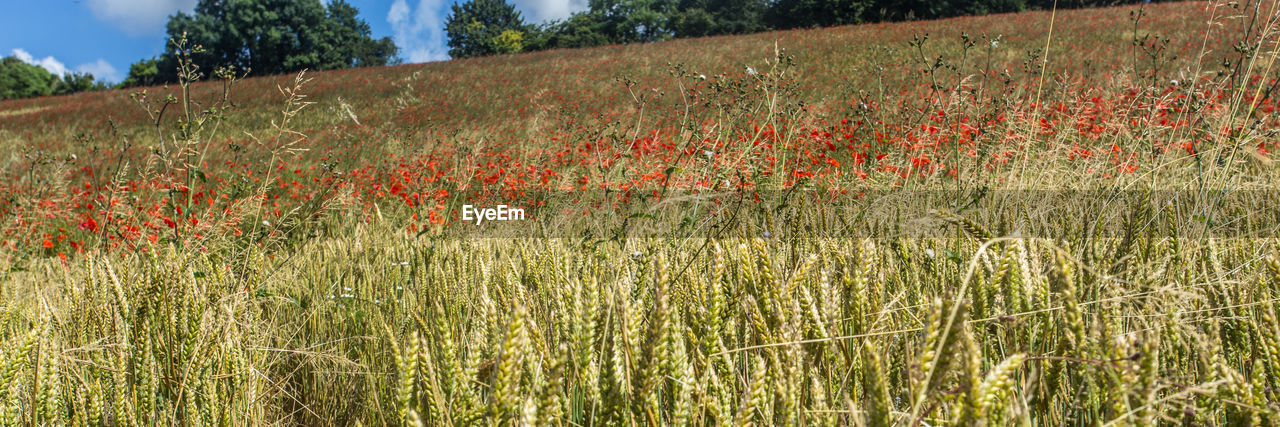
<box><xmin>2</xmin><ymin>1</ymin><xmax>1280</xmax><ymax>425</ymax></box>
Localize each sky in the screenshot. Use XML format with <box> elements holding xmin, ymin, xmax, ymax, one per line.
<box><xmin>0</xmin><ymin>0</ymin><xmax>589</xmax><ymax>84</ymax></box>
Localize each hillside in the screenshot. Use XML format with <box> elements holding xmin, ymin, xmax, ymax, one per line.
<box><xmin>2</xmin><ymin>1</ymin><xmax>1280</xmax><ymax>425</ymax></box>
<box><xmin>1</xmin><ymin>0</ymin><xmax>1262</xmax><ymax>248</ymax></box>
<box><xmin>0</xmin><ymin>2</ymin><xmax>1218</xmax><ymax>138</ymax></box>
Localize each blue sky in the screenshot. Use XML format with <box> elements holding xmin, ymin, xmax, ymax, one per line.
<box><xmin>0</xmin><ymin>0</ymin><xmax>587</xmax><ymax>84</ymax></box>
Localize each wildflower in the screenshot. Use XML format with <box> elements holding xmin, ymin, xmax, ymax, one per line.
<box><xmin>991</xmin><ymin>40</ymin><xmax>999</xmax><ymax>48</ymax></box>
<box><xmin>746</xmin><ymin>67</ymin><xmax>758</xmax><ymax>76</ymax></box>
<box><xmin>697</xmin><ymin>74</ymin><xmax>707</xmax><ymax>80</ymax></box>
<box><xmin>43</xmin><ymin>239</ymin><xmax>54</xmax><ymax>248</ymax></box>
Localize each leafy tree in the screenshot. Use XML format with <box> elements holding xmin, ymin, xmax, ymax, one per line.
<box><xmin>528</xmin><ymin>0</ymin><xmax>765</xmax><ymax>51</ymax></box>
<box><xmin>157</xmin><ymin>0</ymin><xmax>397</xmax><ymax>82</ymax></box>
<box><xmin>493</xmin><ymin>29</ymin><xmax>525</xmax><ymax>54</ymax></box>
<box><xmin>968</xmin><ymin>0</ymin><xmax>1031</xmax><ymax>15</ymax></box>
<box><xmin>768</xmin><ymin>0</ymin><xmax>871</xmax><ymax>29</ymax></box>
<box><xmin>0</xmin><ymin>57</ymin><xmax>107</xmax><ymax>99</ymax></box>
<box><xmin>519</xmin><ymin>0</ymin><xmax>1158</xmax><ymax>55</ymax></box>
<box><xmin>120</xmin><ymin>57</ymin><xmax>162</xmax><ymax>88</ymax></box>
<box><xmin>669</xmin><ymin>7</ymin><xmax>716</xmax><ymax>37</ymax></box>
<box><xmin>321</xmin><ymin>0</ymin><xmax>400</xmax><ymax>68</ymax></box>
<box><xmin>671</xmin><ymin>0</ymin><xmax>767</xmax><ymax>37</ymax></box>
<box><xmin>445</xmin><ymin>0</ymin><xmax>532</xmax><ymax>58</ymax></box>
<box><xmin>52</xmin><ymin>72</ymin><xmax>107</xmax><ymax>95</ymax></box>
<box><xmin>0</xmin><ymin>56</ymin><xmax>55</xmax><ymax>100</ymax></box>
<box><xmin>528</xmin><ymin>12</ymin><xmax>613</xmax><ymax>50</ymax></box>
<box><xmin>589</xmin><ymin>0</ymin><xmax>678</xmax><ymax>43</ymax></box>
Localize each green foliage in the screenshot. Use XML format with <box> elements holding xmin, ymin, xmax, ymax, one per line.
<box><xmin>516</xmin><ymin>0</ymin><xmax>1161</xmax><ymax>55</ymax></box>
<box><xmin>863</xmin><ymin>0</ymin><xmax>1029</xmax><ymax>22</ymax></box>
<box><xmin>445</xmin><ymin>0</ymin><xmax>532</xmax><ymax>58</ymax></box>
<box><xmin>767</xmin><ymin>0</ymin><xmax>871</xmax><ymax>29</ymax></box>
<box><xmin>320</xmin><ymin>0</ymin><xmax>400</xmax><ymax>68</ymax></box>
<box><xmin>157</xmin><ymin>0</ymin><xmax>396</xmax><ymax>82</ymax></box>
<box><xmin>588</xmin><ymin>0</ymin><xmax>679</xmax><ymax>43</ymax></box>
<box><xmin>0</xmin><ymin>57</ymin><xmax>55</xmax><ymax>100</ymax></box>
<box><xmin>52</xmin><ymin>72</ymin><xmax>107</xmax><ymax>95</ymax></box>
<box><xmin>2</xmin><ymin>2</ymin><xmax>1278</xmax><ymax>423</ymax></box>
<box><xmin>4</xmin><ymin>229</ymin><xmax>1279</xmax><ymax>424</ymax></box>
<box><xmin>0</xmin><ymin>57</ymin><xmax>106</xmax><ymax>100</ymax></box>
<box><xmin>671</xmin><ymin>0</ymin><xmax>768</xmax><ymax>37</ymax></box>
<box><xmin>120</xmin><ymin>57</ymin><xmax>161</xmax><ymax>88</ymax></box>
<box><xmin>493</xmin><ymin>29</ymin><xmax>526</xmax><ymax>54</ymax></box>
<box><xmin>528</xmin><ymin>12</ymin><xmax>613</xmax><ymax>50</ymax></box>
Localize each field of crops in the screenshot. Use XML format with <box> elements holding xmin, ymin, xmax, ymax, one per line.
<box><xmin>2</xmin><ymin>0</ymin><xmax>1280</xmax><ymax>425</ymax></box>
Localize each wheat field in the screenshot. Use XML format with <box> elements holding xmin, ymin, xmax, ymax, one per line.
<box><xmin>3</xmin><ymin>1</ymin><xmax>1280</xmax><ymax>425</ymax></box>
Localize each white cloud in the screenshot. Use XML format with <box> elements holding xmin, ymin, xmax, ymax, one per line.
<box><xmin>387</xmin><ymin>0</ymin><xmax>588</xmax><ymax>63</ymax></box>
<box><xmin>512</xmin><ymin>0</ymin><xmax>588</xmax><ymax>23</ymax></box>
<box><xmin>76</xmin><ymin>59</ymin><xmax>122</xmax><ymax>83</ymax></box>
<box><xmin>11</xmin><ymin>49</ymin><xmax>123</xmax><ymax>83</ymax></box>
<box><xmin>388</xmin><ymin>0</ymin><xmax>450</xmax><ymax>63</ymax></box>
<box><xmin>85</xmin><ymin>0</ymin><xmax>198</xmax><ymax>36</ymax></box>
<box><xmin>11</xmin><ymin>48</ymin><xmax>69</xmax><ymax>76</ymax></box>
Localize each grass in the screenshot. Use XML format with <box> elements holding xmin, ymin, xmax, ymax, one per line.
<box><xmin>4</xmin><ymin>227</ymin><xmax>1280</xmax><ymax>424</ymax></box>
<box><xmin>2</xmin><ymin>0</ymin><xmax>1280</xmax><ymax>424</ymax></box>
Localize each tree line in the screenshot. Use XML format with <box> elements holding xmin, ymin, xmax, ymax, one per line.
<box><xmin>1</xmin><ymin>0</ymin><xmax>395</xmax><ymax>100</ymax></box>
<box><xmin>0</xmin><ymin>57</ymin><xmax>109</xmax><ymax>100</ymax></box>
<box><xmin>4</xmin><ymin>0</ymin><xmax>1170</xmax><ymax>100</ymax></box>
<box><xmin>123</xmin><ymin>0</ymin><xmax>397</xmax><ymax>87</ymax></box>
<box><xmin>446</xmin><ymin>0</ymin><xmax>1174</xmax><ymax>57</ymax></box>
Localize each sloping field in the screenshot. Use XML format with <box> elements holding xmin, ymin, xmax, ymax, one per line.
<box><xmin>2</xmin><ymin>1</ymin><xmax>1280</xmax><ymax>425</ymax></box>
<box><xmin>0</xmin><ymin>1</ymin><xmax>1266</xmax><ymax>250</ymax></box>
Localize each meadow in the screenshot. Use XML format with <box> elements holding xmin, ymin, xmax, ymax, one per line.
<box><xmin>2</xmin><ymin>0</ymin><xmax>1280</xmax><ymax>424</ymax></box>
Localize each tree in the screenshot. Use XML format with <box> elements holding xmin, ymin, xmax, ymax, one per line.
<box><xmin>493</xmin><ymin>29</ymin><xmax>525</xmax><ymax>54</ymax></box>
<box><xmin>589</xmin><ymin>0</ymin><xmax>678</xmax><ymax>44</ymax></box>
<box><xmin>528</xmin><ymin>12</ymin><xmax>613</xmax><ymax>51</ymax></box>
<box><xmin>321</xmin><ymin>0</ymin><xmax>400</xmax><ymax>68</ymax></box>
<box><xmin>0</xmin><ymin>56</ymin><xmax>56</xmax><ymax>100</ymax></box>
<box><xmin>120</xmin><ymin>57</ymin><xmax>162</xmax><ymax>88</ymax></box>
<box><xmin>768</xmin><ymin>0</ymin><xmax>871</xmax><ymax>29</ymax></box>
<box><xmin>671</xmin><ymin>0</ymin><xmax>767</xmax><ymax>38</ymax></box>
<box><xmin>0</xmin><ymin>56</ymin><xmax>108</xmax><ymax>100</ymax></box>
<box><xmin>0</xmin><ymin>56</ymin><xmax>110</xmax><ymax>99</ymax></box>
<box><xmin>157</xmin><ymin>0</ymin><xmax>398</xmax><ymax>82</ymax></box>
<box><xmin>52</xmin><ymin>72</ymin><xmax>107</xmax><ymax>95</ymax></box>
<box><xmin>444</xmin><ymin>0</ymin><xmax>532</xmax><ymax>58</ymax></box>
<box><xmin>519</xmin><ymin>0</ymin><xmax>1160</xmax><ymax>56</ymax></box>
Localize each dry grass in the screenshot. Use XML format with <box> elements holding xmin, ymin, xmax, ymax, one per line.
<box><xmin>2</xmin><ymin>227</ymin><xmax>1279</xmax><ymax>424</ymax></box>
<box><xmin>2</xmin><ymin>1</ymin><xmax>1280</xmax><ymax>425</ymax></box>
<box><xmin>0</xmin><ymin>106</ymin><xmax>49</xmax><ymax>119</ymax></box>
